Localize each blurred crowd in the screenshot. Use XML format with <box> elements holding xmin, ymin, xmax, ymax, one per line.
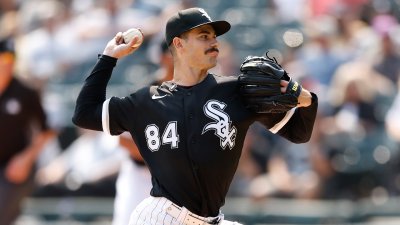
<box><xmin>1</xmin><ymin>0</ymin><xmax>400</xmax><ymax>223</ymax></box>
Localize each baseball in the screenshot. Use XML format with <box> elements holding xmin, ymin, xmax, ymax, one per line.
<box><xmin>123</xmin><ymin>28</ymin><xmax>143</xmax><ymax>47</ymax></box>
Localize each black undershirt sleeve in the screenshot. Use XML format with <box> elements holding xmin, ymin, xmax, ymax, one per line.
<box><xmin>72</xmin><ymin>54</ymin><xmax>117</xmax><ymax>131</ymax></box>
<box><xmin>276</xmin><ymin>92</ymin><xmax>318</xmax><ymax>143</ymax></box>
<box><xmin>256</xmin><ymin>92</ymin><xmax>318</xmax><ymax>143</ymax></box>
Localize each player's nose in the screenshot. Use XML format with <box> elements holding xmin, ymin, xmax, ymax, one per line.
<box><xmin>211</xmin><ymin>37</ymin><xmax>219</xmax><ymax>45</ymax></box>
<box><xmin>210</xmin><ymin>38</ymin><xmax>219</xmax><ymax>48</ymax></box>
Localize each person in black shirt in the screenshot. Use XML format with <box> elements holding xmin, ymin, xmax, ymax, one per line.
<box><xmin>73</xmin><ymin>8</ymin><xmax>318</xmax><ymax>225</ymax></box>
<box><xmin>0</xmin><ymin>38</ymin><xmax>55</xmax><ymax>225</ymax></box>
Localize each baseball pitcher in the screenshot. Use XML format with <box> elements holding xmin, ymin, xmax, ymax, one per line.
<box><xmin>72</xmin><ymin>7</ymin><xmax>318</xmax><ymax>225</ymax></box>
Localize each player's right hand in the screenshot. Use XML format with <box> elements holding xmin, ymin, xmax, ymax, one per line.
<box><xmin>102</xmin><ymin>32</ymin><xmax>141</xmax><ymax>59</ymax></box>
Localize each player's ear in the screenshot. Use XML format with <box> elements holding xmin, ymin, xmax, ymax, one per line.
<box><xmin>172</xmin><ymin>37</ymin><xmax>183</xmax><ymax>51</ymax></box>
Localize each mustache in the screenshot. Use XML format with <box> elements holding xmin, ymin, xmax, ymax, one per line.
<box><xmin>205</xmin><ymin>47</ymin><xmax>219</xmax><ymax>54</ymax></box>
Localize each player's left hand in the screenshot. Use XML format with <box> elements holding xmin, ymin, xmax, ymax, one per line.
<box><xmin>102</xmin><ymin>32</ymin><xmax>141</xmax><ymax>59</ymax></box>
<box><xmin>238</xmin><ymin>53</ymin><xmax>304</xmax><ymax>113</ymax></box>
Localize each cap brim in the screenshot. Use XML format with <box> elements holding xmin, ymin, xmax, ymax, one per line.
<box><xmin>192</xmin><ymin>20</ymin><xmax>231</xmax><ymax>37</ymax></box>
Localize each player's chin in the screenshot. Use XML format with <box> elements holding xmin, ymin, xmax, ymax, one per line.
<box><xmin>208</xmin><ymin>54</ymin><xmax>218</xmax><ymax>61</ymax></box>
<box><xmin>207</xmin><ymin>60</ymin><xmax>217</xmax><ymax>69</ymax></box>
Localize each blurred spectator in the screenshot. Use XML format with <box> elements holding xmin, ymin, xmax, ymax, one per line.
<box><xmin>0</xmin><ymin>37</ymin><xmax>56</xmax><ymax>225</ymax></box>
<box><xmin>143</xmin><ymin>0</ymin><xmax>198</xmax><ymax>36</ymax></box>
<box><xmin>113</xmin><ymin>133</ymin><xmax>151</xmax><ymax>225</ymax></box>
<box><xmin>243</xmin><ymin>116</ymin><xmax>320</xmax><ymax>200</ymax></box>
<box><xmin>149</xmin><ymin>40</ymin><xmax>174</xmax><ymax>84</ymax></box>
<box><xmin>384</xmin><ymin>80</ymin><xmax>400</xmax><ymax>195</ymax></box>
<box><xmin>271</xmin><ymin>0</ymin><xmax>308</xmax><ymax>24</ymax></box>
<box><xmin>209</xmin><ymin>39</ymin><xmax>239</xmax><ymax>76</ymax></box>
<box><xmin>34</xmin><ymin>129</ymin><xmax>126</xmax><ymax>197</ymax></box>
<box><xmin>307</xmin><ymin>0</ymin><xmax>369</xmax><ymax>18</ymax></box>
<box><xmin>299</xmin><ymin>14</ymin><xmax>350</xmax><ymax>86</ymax></box>
<box><xmin>0</xmin><ymin>8</ymin><xmax>19</xmax><ymax>39</ymax></box>
<box><xmin>386</xmin><ymin>80</ymin><xmax>400</xmax><ymax>142</ymax></box>
<box><xmin>228</xmin><ymin>122</ymin><xmax>274</xmax><ymax>197</ymax></box>
<box><xmin>371</xmin><ymin>14</ymin><xmax>400</xmax><ymax>84</ymax></box>
<box><xmin>16</xmin><ymin>0</ymin><xmax>71</xmax><ymax>91</ymax></box>
<box><xmin>315</xmin><ymin>59</ymin><xmax>397</xmax><ymax>200</ymax></box>
<box><xmin>0</xmin><ymin>0</ymin><xmax>17</xmax><ymax>14</ymax></box>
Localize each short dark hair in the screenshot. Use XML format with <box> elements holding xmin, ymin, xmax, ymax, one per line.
<box><xmin>168</xmin><ymin>32</ymin><xmax>189</xmax><ymax>57</ymax></box>
<box><xmin>161</xmin><ymin>41</ymin><xmax>169</xmax><ymax>54</ymax></box>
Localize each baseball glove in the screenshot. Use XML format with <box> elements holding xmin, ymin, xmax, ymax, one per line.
<box><xmin>238</xmin><ymin>52</ymin><xmax>302</xmax><ymax>113</ymax></box>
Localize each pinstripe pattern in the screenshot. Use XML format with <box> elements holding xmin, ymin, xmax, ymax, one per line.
<box><xmin>129</xmin><ymin>196</ymin><xmax>174</xmax><ymax>225</ymax></box>
<box><xmin>128</xmin><ymin>196</ymin><xmax>243</xmax><ymax>225</ymax></box>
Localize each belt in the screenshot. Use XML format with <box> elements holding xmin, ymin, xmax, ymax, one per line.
<box><xmin>164</xmin><ymin>203</ymin><xmax>222</xmax><ymax>225</ymax></box>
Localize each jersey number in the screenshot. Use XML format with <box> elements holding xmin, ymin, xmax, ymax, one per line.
<box><xmin>145</xmin><ymin>122</ymin><xmax>179</xmax><ymax>151</ymax></box>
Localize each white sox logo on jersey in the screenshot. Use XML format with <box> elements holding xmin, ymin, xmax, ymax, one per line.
<box><xmin>202</xmin><ymin>100</ymin><xmax>237</xmax><ymax>150</ymax></box>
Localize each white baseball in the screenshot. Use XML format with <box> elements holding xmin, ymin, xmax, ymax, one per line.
<box><xmin>123</xmin><ymin>28</ymin><xmax>143</xmax><ymax>47</ymax></box>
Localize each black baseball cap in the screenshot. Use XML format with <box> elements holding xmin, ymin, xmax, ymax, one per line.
<box><xmin>165</xmin><ymin>7</ymin><xmax>231</xmax><ymax>45</ymax></box>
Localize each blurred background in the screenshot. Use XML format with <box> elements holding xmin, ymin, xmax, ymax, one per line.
<box><xmin>1</xmin><ymin>0</ymin><xmax>400</xmax><ymax>224</ymax></box>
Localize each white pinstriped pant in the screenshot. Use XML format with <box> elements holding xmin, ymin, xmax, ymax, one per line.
<box><xmin>128</xmin><ymin>196</ymin><xmax>242</xmax><ymax>225</ymax></box>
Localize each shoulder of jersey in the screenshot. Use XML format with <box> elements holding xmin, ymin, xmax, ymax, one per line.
<box><xmin>148</xmin><ymin>84</ymin><xmax>173</xmax><ymax>100</ymax></box>
<box><xmin>13</xmin><ymin>78</ymin><xmax>38</xmax><ymax>96</ymax></box>
<box><xmin>211</xmin><ymin>73</ymin><xmax>238</xmax><ymax>84</ymax></box>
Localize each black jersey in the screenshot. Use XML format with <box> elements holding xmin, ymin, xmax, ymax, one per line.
<box><xmin>73</xmin><ymin>55</ymin><xmax>318</xmax><ymax>216</ymax></box>
<box><xmin>0</xmin><ymin>78</ymin><xmax>49</xmax><ymax>167</ymax></box>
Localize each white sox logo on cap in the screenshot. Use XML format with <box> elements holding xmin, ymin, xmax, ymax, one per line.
<box><xmin>165</xmin><ymin>7</ymin><xmax>231</xmax><ymax>45</ymax></box>
<box><xmin>198</xmin><ymin>8</ymin><xmax>211</xmax><ymax>21</ymax></box>
<box><xmin>202</xmin><ymin>100</ymin><xmax>237</xmax><ymax>150</ymax></box>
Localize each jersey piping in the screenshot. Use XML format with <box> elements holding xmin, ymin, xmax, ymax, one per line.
<box><xmin>102</xmin><ymin>98</ymin><xmax>111</xmax><ymax>135</ymax></box>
